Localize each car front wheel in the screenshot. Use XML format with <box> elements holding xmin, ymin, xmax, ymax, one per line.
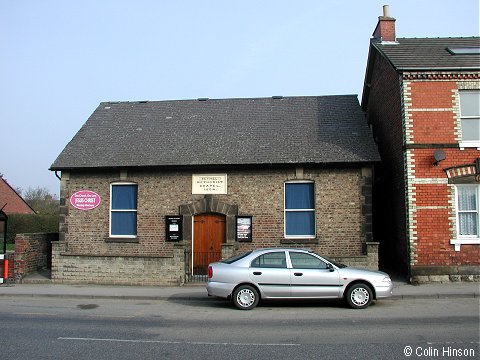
<box><xmin>346</xmin><ymin>283</ymin><xmax>373</xmax><ymax>309</ymax></box>
<box><xmin>233</xmin><ymin>285</ymin><xmax>259</xmax><ymax>310</ymax></box>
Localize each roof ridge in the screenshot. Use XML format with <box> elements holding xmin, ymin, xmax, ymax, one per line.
<box><xmin>397</xmin><ymin>36</ymin><xmax>480</xmax><ymax>40</ymax></box>
<box><xmin>99</xmin><ymin>94</ymin><xmax>359</xmax><ymax>106</ymax></box>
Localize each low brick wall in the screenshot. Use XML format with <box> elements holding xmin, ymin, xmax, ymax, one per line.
<box><xmin>52</xmin><ymin>241</ymin><xmax>186</xmax><ymax>285</ymax></box>
<box><xmin>333</xmin><ymin>242</ymin><xmax>379</xmax><ymax>271</ymax></box>
<box><xmin>14</xmin><ymin>233</ymin><xmax>58</xmax><ymax>282</ymax></box>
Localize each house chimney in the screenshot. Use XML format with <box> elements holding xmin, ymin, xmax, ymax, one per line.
<box><xmin>372</xmin><ymin>5</ymin><xmax>396</xmax><ymax>42</ymax></box>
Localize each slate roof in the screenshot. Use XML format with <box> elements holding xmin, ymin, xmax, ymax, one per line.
<box><xmin>373</xmin><ymin>37</ymin><xmax>480</xmax><ymax>70</ymax></box>
<box><xmin>50</xmin><ymin>95</ymin><xmax>380</xmax><ymax>170</ymax></box>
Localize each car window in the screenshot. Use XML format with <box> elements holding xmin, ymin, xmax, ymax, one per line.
<box><xmin>221</xmin><ymin>251</ymin><xmax>252</xmax><ymax>264</ymax></box>
<box><xmin>251</xmin><ymin>252</ymin><xmax>287</xmax><ymax>268</ymax></box>
<box><xmin>289</xmin><ymin>252</ymin><xmax>328</xmax><ymax>269</ymax></box>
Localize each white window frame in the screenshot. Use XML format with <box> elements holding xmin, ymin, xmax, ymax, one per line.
<box><xmin>458</xmin><ymin>90</ymin><xmax>480</xmax><ymax>149</ymax></box>
<box><xmin>284</xmin><ymin>181</ymin><xmax>316</xmax><ymax>239</ymax></box>
<box><xmin>451</xmin><ymin>184</ymin><xmax>480</xmax><ymax>251</ymax></box>
<box><xmin>109</xmin><ymin>182</ymin><xmax>138</xmax><ymax>238</ymax></box>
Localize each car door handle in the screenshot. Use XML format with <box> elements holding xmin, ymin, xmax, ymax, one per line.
<box><xmin>253</xmin><ymin>272</ymin><xmax>262</xmax><ymax>275</ymax></box>
<box><xmin>294</xmin><ymin>272</ymin><xmax>303</xmax><ymax>276</ymax></box>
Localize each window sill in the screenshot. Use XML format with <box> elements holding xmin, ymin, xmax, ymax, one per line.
<box><xmin>450</xmin><ymin>238</ymin><xmax>480</xmax><ymax>251</ymax></box>
<box><xmin>105</xmin><ymin>237</ymin><xmax>139</xmax><ymax>244</ymax></box>
<box><xmin>458</xmin><ymin>142</ymin><xmax>480</xmax><ymax>150</ymax></box>
<box><xmin>281</xmin><ymin>238</ymin><xmax>318</xmax><ymax>245</ymax></box>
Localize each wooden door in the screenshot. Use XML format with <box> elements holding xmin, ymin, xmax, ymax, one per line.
<box><xmin>193</xmin><ymin>214</ymin><xmax>225</xmax><ymax>274</ymax></box>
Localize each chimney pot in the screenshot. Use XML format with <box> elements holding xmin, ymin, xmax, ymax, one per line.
<box><xmin>383</xmin><ymin>5</ymin><xmax>390</xmax><ymax>17</ymax></box>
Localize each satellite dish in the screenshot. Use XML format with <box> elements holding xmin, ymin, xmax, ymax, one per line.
<box><xmin>433</xmin><ymin>150</ymin><xmax>446</xmax><ymax>165</ymax></box>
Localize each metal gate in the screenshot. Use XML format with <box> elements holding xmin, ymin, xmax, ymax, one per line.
<box><xmin>185</xmin><ymin>250</ymin><xmax>221</xmax><ymax>283</ymax></box>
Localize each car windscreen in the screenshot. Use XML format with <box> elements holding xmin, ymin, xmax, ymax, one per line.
<box><xmin>221</xmin><ymin>251</ymin><xmax>253</xmax><ymax>264</ymax></box>
<box><xmin>321</xmin><ymin>255</ymin><xmax>347</xmax><ymax>268</ymax></box>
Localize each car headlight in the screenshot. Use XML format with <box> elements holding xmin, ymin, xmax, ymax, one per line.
<box><xmin>382</xmin><ymin>276</ymin><xmax>392</xmax><ymax>283</ymax></box>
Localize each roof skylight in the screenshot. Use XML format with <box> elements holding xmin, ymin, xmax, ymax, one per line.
<box><xmin>447</xmin><ymin>47</ymin><xmax>480</xmax><ymax>55</ymax></box>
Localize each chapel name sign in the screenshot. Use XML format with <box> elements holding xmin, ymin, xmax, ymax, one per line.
<box><xmin>192</xmin><ymin>174</ymin><xmax>227</xmax><ymax>194</ymax></box>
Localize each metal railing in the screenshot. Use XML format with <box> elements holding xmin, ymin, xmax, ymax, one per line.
<box><xmin>185</xmin><ymin>250</ymin><xmax>221</xmax><ymax>283</ymax></box>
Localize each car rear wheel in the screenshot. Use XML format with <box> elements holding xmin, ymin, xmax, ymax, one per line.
<box><xmin>233</xmin><ymin>285</ymin><xmax>259</xmax><ymax>310</ymax></box>
<box><xmin>346</xmin><ymin>283</ymin><xmax>373</xmax><ymax>309</ymax></box>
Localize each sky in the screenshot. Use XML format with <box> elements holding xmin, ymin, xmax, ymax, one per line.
<box><xmin>1</xmin><ymin>0</ymin><xmax>479</xmax><ymax>197</ymax></box>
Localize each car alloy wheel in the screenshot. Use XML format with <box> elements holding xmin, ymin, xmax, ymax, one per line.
<box><xmin>233</xmin><ymin>285</ymin><xmax>259</xmax><ymax>310</ymax></box>
<box><xmin>346</xmin><ymin>283</ymin><xmax>373</xmax><ymax>309</ymax></box>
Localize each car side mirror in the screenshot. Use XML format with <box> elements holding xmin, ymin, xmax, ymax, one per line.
<box><xmin>327</xmin><ymin>263</ymin><xmax>334</xmax><ymax>272</ymax></box>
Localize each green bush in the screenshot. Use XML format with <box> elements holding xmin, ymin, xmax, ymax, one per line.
<box><xmin>6</xmin><ymin>214</ymin><xmax>58</xmax><ymax>243</ymax></box>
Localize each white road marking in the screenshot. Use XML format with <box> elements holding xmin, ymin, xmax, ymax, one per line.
<box><xmin>58</xmin><ymin>337</ymin><xmax>300</xmax><ymax>347</ymax></box>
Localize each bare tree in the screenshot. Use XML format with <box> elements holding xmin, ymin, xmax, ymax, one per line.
<box><xmin>23</xmin><ymin>187</ymin><xmax>59</xmax><ymax>214</ymax></box>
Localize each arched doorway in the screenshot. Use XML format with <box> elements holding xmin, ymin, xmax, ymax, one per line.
<box><xmin>193</xmin><ymin>213</ymin><xmax>226</xmax><ymax>275</ymax></box>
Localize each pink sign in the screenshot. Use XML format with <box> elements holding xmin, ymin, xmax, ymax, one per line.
<box><xmin>70</xmin><ymin>190</ymin><xmax>101</xmax><ymax>210</ymax></box>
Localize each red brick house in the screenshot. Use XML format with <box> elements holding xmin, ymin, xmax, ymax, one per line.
<box><xmin>0</xmin><ymin>176</ymin><xmax>35</xmax><ymax>215</ymax></box>
<box><xmin>362</xmin><ymin>7</ymin><xmax>480</xmax><ymax>282</ymax></box>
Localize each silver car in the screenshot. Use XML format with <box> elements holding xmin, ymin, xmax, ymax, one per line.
<box><xmin>206</xmin><ymin>248</ymin><xmax>393</xmax><ymax>310</ymax></box>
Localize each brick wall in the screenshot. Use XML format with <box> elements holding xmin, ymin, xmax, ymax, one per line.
<box><xmin>53</xmin><ymin>166</ymin><xmax>377</xmax><ymax>285</ymax></box>
<box><xmin>334</xmin><ymin>242</ymin><xmax>379</xmax><ymax>270</ymax></box>
<box><xmin>405</xmin><ymin>79</ymin><xmax>480</xmax><ymax>282</ymax></box>
<box><xmin>52</xmin><ymin>241</ymin><xmax>185</xmax><ymax>285</ymax></box>
<box><xmin>14</xmin><ymin>233</ymin><xmax>58</xmax><ymax>282</ymax></box>
<box><xmin>363</xmin><ymin>51</ymin><xmax>408</xmax><ymax>274</ymax></box>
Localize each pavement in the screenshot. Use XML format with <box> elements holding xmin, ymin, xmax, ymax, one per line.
<box><xmin>0</xmin><ymin>273</ymin><xmax>478</xmax><ymax>301</ymax></box>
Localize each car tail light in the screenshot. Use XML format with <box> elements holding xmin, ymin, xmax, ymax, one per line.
<box><xmin>208</xmin><ymin>265</ymin><xmax>213</xmax><ymax>279</ymax></box>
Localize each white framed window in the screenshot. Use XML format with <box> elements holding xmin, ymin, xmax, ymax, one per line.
<box><xmin>110</xmin><ymin>183</ymin><xmax>138</xmax><ymax>238</ymax></box>
<box><xmin>451</xmin><ymin>185</ymin><xmax>480</xmax><ymax>251</ymax></box>
<box><xmin>459</xmin><ymin>90</ymin><xmax>480</xmax><ymax>148</ymax></box>
<box><xmin>284</xmin><ymin>181</ymin><xmax>316</xmax><ymax>238</ymax></box>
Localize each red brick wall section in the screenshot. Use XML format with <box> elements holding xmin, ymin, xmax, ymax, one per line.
<box><xmin>413</xmin><ymin>148</ymin><xmax>480</xmax><ymax>179</ymax></box>
<box><xmin>410</xmin><ymin>82</ymin><xmax>456</xmax><ymax>109</ymax></box>
<box><xmin>413</xmin><ymin>184</ymin><xmax>450</xmax><ymax>207</ymax></box>
<box><xmin>410</xmin><ymin>149</ymin><xmax>480</xmax><ymax>268</ymax></box>
<box><xmin>409</xmin><ymin>82</ymin><xmax>457</xmax><ymax>144</ymax></box>
<box><xmin>14</xmin><ymin>233</ymin><xmax>56</xmax><ymax>282</ymax></box>
<box><xmin>406</xmin><ymin>79</ymin><xmax>480</xmax><ymax>275</ymax></box>
<box><xmin>411</xmin><ymin>111</ymin><xmax>456</xmax><ymax>143</ymax></box>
